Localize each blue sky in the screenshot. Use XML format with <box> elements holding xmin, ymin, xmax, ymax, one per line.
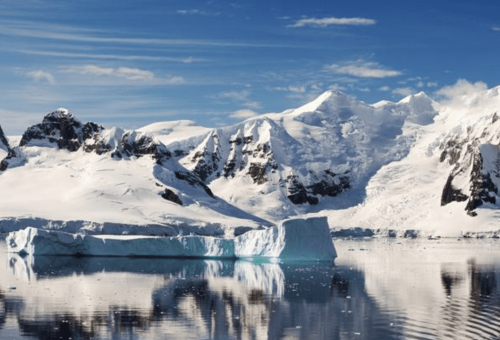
<box><xmin>0</xmin><ymin>0</ymin><xmax>499</xmax><ymax>134</ymax></box>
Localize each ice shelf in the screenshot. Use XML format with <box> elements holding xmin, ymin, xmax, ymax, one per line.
<box><xmin>6</xmin><ymin>217</ymin><xmax>336</xmax><ymax>261</ymax></box>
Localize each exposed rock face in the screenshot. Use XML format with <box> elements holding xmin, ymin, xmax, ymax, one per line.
<box><xmin>307</xmin><ymin>170</ymin><xmax>350</xmax><ymax>197</ymax></box>
<box><xmin>19</xmin><ymin>109</ymin><xmax>103</xmax><ymax>151</ymax></box>
<box><xmin>174</xmin><ymin>171</ymin><xmax>214</xmax><ymax>198</ymax></box>
<box><xmin>161</xmin><ymin>188</ymin><xmax>183</xmax><ymax>205</ymax></box>
<box><xmin>464</xmin><ymin>149</ymin><xmax>498</xmax><ymax>215</ymax></box>
<box><xmin>190</xmin><ymin>131</ymin><xmax>221</xmax><ymax>181</ymax></box>
<box><xmin>286</xmin><ymin>175</ymin><xmax>318</xmax><ymax>205</ymax></box>
<box><xmin>84</xmin><ymin>130</ymin><xmax>172</xmax><ymax>165</ymax></box>
<box><xmin>0</xmin><ymin>124</ymin><xmax>10</xmax><ymax>152</ymax></box>
<box><xmin>286</xmin><ymin>171</ymin><xmax>350</xmax><ymax>205</ymax></box>
<box><xmin>441</xmin><ymin>175</ymin><xmax>468</xmax><ymax>206</ymax></box>
<box><xmin>180</xmin><ymin>117</ymin><xmax>352</xmax><ymax>206</ymax></box>
<box><xmin>439</xmin><ymin>113</ymin><xmax>500</xmax><ymax>216</ymax></box>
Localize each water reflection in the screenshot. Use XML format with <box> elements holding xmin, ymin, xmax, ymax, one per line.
<box><xmin>1</xmin><ymin>250</ymin><xmax>394</xmax><ymax>340</ymax></box>
<box><xmin>342</xmin><ymin>239</ymin><xmax>500</xmax><ymax>340</ymax></box>
<box><xmin>0</xmin><ymin>290</ymin><xmax>5</xmax><ymax>331</ymax></box>
<box><xmin>4</xmin><ymin>240</ymin><xmax>500</xmax><ymax>339</ymax></box>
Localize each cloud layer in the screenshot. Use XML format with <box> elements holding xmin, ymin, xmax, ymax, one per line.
<box><xmin>326</xmin><ymin>61</ymin><xmax>401</xmax><ymax>78</ymax></box>
<box><xmin>26</xmin><ymin>70</ymin><xmax>55</xmax><ymax>84</ymax></box>
<box><xmin>291</xmin><ymin>17</ymin><xmax>376</xmax><ymax>28</ymax></box>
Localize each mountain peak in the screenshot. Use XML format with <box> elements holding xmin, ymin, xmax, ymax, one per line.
<box><xmin>45</xmin><ymin>108</ymin><xmax>74</xmax><ymax>120</ymax></box>
<box><xmin>293</xmin><ymin>90</ymin><xmax>360</xmax><ymax>115</ymax></box>
<box><xmin>398</xmin><ymin>91</ymin><xmax>430</xmax><ymax>104</ymax></box>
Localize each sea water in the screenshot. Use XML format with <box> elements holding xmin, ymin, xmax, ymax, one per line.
<box><xmin>1</xmin><ymin>238</ymin><xmax>500</xmax><ymax>339</ymax></box>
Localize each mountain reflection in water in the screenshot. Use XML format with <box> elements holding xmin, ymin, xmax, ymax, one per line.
<box><xmin>2</xmin><ymin>239</ymin><xmax>500</xmax><ymax>339</ymax></box>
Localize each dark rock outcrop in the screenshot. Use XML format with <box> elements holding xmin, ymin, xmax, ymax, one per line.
<box><xmin>161</xmin><ymin>188</ymin><xmax>183</xmax><ymax>205</ymax></box>
<box><xmin>285</xmin><ymin>171</ymin><xmax>350</xmax><ymax>205</ymax></box>
<box><xmin>188</xmin><ymin>132</ymin><xmax>221</xmax><ymax>181</ymax></box>
<box><xmin>248</xmin><ymin>160</ymin><xmax>278</xmax><ymax>185</ymax></box>
<box><xmin>0</xmin><ymin>148</ymin><xmax>23</xmax><ymax>171</ymax></box>
<box><xmin>441</xmin><ymin>175</ymin><xmax>468</xmax><ymax>206</ymax></box>
<box><xmin>286</xmin><ymin>175</ymin><xmax>319</xmax><ymax>205</ymax></box>
<box><xmin>117</xmin><ymin>132</ymin><xmax>171</xmax><ymax>165</ymax></box>
<box><xmin>464</xmin><ymin>151</ymin><xmax>498</xmax><ymax>216</ymax></box>
<box><xmin>19</xmin><ymin>109</ymin><xmax>103</xmax><ymax>151</ymax></box>
<box><xmin>308</xmin><ymin>170</ymin><xmax>350</xmax><ymax>197</ymax></box>
<box><xmin>440</xmin><ymin>127</ymin><xmax>500</xmax><ymax>216</ymax></box>
<box><xmin>0</xmin><ymin>125</ymin><xmax>10</xmax><ymax>151</ymax></box>
<box><xmin>175</xmin><ymin>171</ymin><xmax>215</xmax><ymax>198</ymax></box>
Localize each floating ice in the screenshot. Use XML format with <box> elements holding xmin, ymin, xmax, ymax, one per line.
<box><xmin>7</xmin><ymin>227</ymin><xmax>234</xmax><ymax>258</ymax></box>
<box><xmin>6</xmin><ymin>217</ymin><xmax>336</xmax><ymax>261</ymax></box>
<box><xmin>235</xmin><ymin>217</ymin><xmax>337</xmax><ymax>261</ymax></box>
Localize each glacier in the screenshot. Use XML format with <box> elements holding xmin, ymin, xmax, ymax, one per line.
<box><xmin>6</xmin><ymin>217</ymin><xmax>337</xmax><ymax>261</ymax></box>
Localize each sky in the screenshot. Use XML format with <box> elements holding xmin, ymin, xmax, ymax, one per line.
<box><xmin>0</xmin><ymin>0</ymin><xmax>499</xmax><ymax>134</ymax></box>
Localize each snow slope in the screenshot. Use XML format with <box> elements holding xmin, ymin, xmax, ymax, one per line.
<box><xmin>0</xmin><ymin>110</ymin><xmax>269</xmax><ymax>236</ymax></box>
<box><xmin>328</xmin><ymin>86</ymin><xmax>500</xmax><ymax>237</ymax></box>
<box><xmin>163</xmin><ymin>91</ymin><xmax>439</xmax><ymax>222</ymax></box>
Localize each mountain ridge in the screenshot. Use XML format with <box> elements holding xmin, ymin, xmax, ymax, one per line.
<box><xmin>1</xmin><ymin>87</ymin><xmax>500</xmax><ymax>237</ymax></box>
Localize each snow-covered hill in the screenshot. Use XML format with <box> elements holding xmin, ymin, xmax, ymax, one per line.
<box><xmin>328</xmin><ymin>86</ymin><xmax>500</xmax><ymax>237</ymax></box>
<box><xmin>2</xmin><ymin>86</ymin><xmax>500</xmax><ymax>237</ymax></box>
<box><xmin>0</xmin><ymin>109</ymin><xmax>268</xmax><ymax>236</ymax></box>
<box><xmin>156</xmin><ymin>91</ymin><xmax>438</xmax><ymax>221</ymax></box>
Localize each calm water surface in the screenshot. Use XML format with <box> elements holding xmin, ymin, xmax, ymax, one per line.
<box><xmin>1</xmin><ymin>238</ymin><xmax>500</xmax><ymax>339</ymax></box>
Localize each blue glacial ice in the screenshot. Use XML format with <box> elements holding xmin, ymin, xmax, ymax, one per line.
<box><xmin>6</xmin><ymin>217</ymin><xmax>336</xmax><ymax>261</ymax></box>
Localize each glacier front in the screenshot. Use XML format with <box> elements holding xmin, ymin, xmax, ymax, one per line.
<box><xmin>6</xmin><ymin>217</ymin><xmax>337</xmax><ymax>261</ymax></box>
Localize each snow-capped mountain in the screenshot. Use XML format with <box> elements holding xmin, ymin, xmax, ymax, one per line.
<box><xmin>156</xmin><ymin>91</ymin><xmax>438</xmax><ymax>221</ymax></box>
<box><xmin>2</xmin><ymin>86</ymin><xmax>500</xmax><ymax>237</ymax></box>
<box><xmin>0</xmin><ymin>109</ymin><xmax>269</xmax><ymax>236</ymax></box>
<box><xmin>328</xmin><ymin>86</ymin><xmax>500</xmax><ymax>237</ymax></box>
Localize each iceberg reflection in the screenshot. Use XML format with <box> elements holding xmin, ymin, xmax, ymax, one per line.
<box><xmin>1</xmin><ymin>250</ymin><xmax>390</xmax><ymax>340</ymax></box>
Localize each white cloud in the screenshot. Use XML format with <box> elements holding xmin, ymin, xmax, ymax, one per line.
<box><xmin>392</xmin><ymin>87</ymin><xmax>414</xmax><ymax>97</ymax></box>
<box><xmin>327</xmin><ymin>84</ymin><xmax>345</xmax><ymax>92</ymax></box>
<box><xmin>177</xmin><ymin>9</ymin><xmax>202</xmax><ymax>15</ymax></box>
<box><xmin>215</xmin><ymin>89</ymin><xmax>250</xmax><ymax>102</ymax></box>
<box><xmin>213</xmin><ymin>89</ymin><xmax>260</xmax><ymax>110</ymax></box>
<box><xmin>427</xmin><ymin>81</ymin><xmax>438</xmax><ymax>87</ymax></box>
<box><xmin>436</xmin><ymin>79</ymin><xmax>487</xmax><ymax>99</ymax></box>
<box><xmin>14</xmin><ymin>49</ymin><xmax>206</xmax><ymax>63</ymax></box>
<box><xmin>291</xmin><ymin>17</ymin><xmax>376</xmax><ymax>28</ymax></box>
<box><xmin>416</xmin><ymin>81</ymin><xmax>425</xmax><ymax>88</ymax></box>
<box><xmin>491</xmin><ymin>25</ymin><xmax>500</xmax><ymax>32</ymax></box>
<box><xmin>436</xmin><ymin>79</ymin><xmax>488</xmax><ymax>108</ymax></box>
<box><xmin>0</xmin><ymin>21</ymin><xmax>294</xmax><ymax>48</ymax></box>
<box><xmin>326</xmin><ymin>61</ymin><xmax>401</xmax><ymax>78</ymax></box>
<box><xmin>66</xmin><ymin>65</ymin><xmax>154</xmax><ymax>81</ymax></box>
<box><xmin>379</xmin><ymin>86</ymin><xmax>390</xmax><ymax>91</ymax></box>
<box><xmin>177</xmin><ymin>9</ymin><xmax>219</xmax><ymax>16</ymax></box>
<box><xmin>274</xmin><ymin>85</ymin><xmax>307</xmax><ymax>93</ymax></box>
<box><xmin>26</xmin><ymin>70</ymin><xmax>55</xmax><ymax>84</ymax></box>
<box><xmin>62</xmin><ymin>65</ymin><xmax>185</xmax><ymax>85</ymax></box>
<box><xmin>229</xmin><ymin>109</ymin><xmax>259</xmax><ymax>119</ymax></box>
<box><xmin>244</xmin><ymin>101</ymin><xmax>262</xmax><ymax>109</ymax></box>
<box><xmin>165</xmin><ymin>75</ymin><xmax>185</xmax><ymax>84</ymax></box>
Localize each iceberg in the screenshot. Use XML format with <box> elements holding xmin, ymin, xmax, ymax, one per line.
<box><xmin>7</xmin><ymin>227</ymin><xmax>234</xmax><ymax>258</ymax></box>
<box><xmin>6</xmin><ymin>217</ymin><xmax>337</xmax><ymax>261</ymax></box>
<box><xmin>234</xmin><ymin>216</ymin><xmax>337</xmax><ymax>261</ymax></box>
